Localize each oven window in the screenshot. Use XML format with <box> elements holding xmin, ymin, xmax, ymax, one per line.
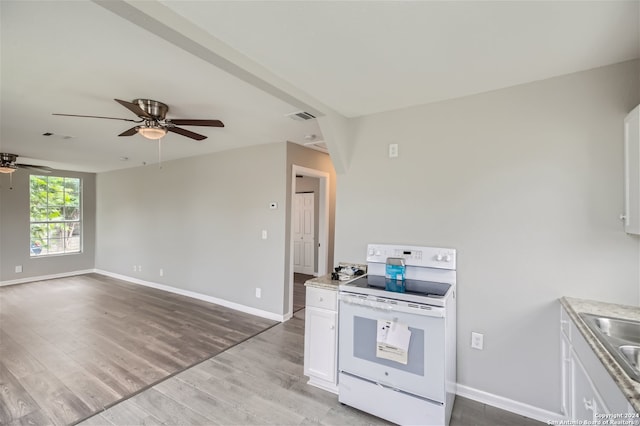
<box><xmin>353</xmin><ymin>316</ymin><xmax>425</xmax><ymax>375</ymax></box>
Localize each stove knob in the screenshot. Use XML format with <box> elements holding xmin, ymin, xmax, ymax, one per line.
<box><xmin>445</xmin><ymin>255</ymin><xmax>452</xmax><ymax>262</ymax></box>
<box><xmin>435</xmin><ymin>254</ymin><xmax>443</xmax><ymax>261</ymax></box>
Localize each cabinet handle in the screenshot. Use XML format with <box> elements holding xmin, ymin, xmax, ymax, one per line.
<box><xmin>583</xmin><ymin>397</ymin><xmax>595</xmax><ymax>412</ymax></box>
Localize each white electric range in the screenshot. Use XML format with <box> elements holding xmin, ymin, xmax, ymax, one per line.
<box><xmin>338</xmin><ymin>243</ymin><xmax>457</xmax><ymax>426</ymax></box>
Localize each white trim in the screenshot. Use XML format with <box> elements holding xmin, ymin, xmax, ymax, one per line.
<box><xmin>289</xmin><ymin>165</ymin><xmax>330</xmax><ymax>319</ymax></box>
<box><xmin>0</xmin><ymin>269</ymin><xmax>94</xmax><ymax>287</ymax></box>
<box><xmin>456</xmin><ymin>384</ymin><xmax>565</xmax><ymax>424</ymax></box>
<box><xmin>94</xmin><ymin>270</ymin><xmax>285</xmax><ymax>322</ymax></box>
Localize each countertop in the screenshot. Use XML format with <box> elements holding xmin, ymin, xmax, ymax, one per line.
<box><xmin>560</xmin><ymin>296</ymin><xmax>640</xmax><ymax>413</ymax></box>
<box><xmin>304</xmin><ymin>274</ymin><xmax>342</xmax><ymax>291</ymax></box>
<box><xmin>304</xmin><ymin>263</ymin><xmax>368</xmax><ymax>291</ymax></box>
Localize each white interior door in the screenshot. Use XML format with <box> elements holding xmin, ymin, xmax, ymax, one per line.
<box><xmin>293</xmin><ymin>192</ymin><xmax>315</xmax><ymax>274</ymax></box>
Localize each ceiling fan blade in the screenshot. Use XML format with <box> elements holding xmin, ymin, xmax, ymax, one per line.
<box><xmin>167</xmin><ymin>126</ymin><xmax>207</xmax><ymax>141</ymax></box>
<box><xmin>17</xmin><ymin>164</ymin><xmax>53</xmax><ymax>173</ymax></box>
<box><xmin>118</xmin><ymin>127</ymin><xmax>139</xmax><ymax>137</ymax></box>
<box><xmin>53</xmin><ymin>113</ymin><xmax>139</xmax><ymax>122</ymax></box>
<box><xmin>168</xmin><ymin>119</ymin><xmax>224</xmax><ymax>127</ymax></box>
<box><xmin>114</xmin><ymin>99</ymin><xmax>153</xmax><ymax>120</ymax></box>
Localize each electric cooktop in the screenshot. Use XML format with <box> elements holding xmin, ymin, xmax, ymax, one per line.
<box><xmin>340</xmin><ymin>274</ymin><xmax>451</xmax><ymax>302</ymax></box>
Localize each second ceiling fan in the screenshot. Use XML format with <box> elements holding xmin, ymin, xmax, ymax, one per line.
<box><xmin>54</xmin><ymin>99</ymin><xmax>224</xmax><ymax>141</ymax></box>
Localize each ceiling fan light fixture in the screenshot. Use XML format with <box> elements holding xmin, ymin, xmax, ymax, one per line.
<box><xmin>0</xmin><ymin>165</ymin><xmax>16</xmax><ymax>174</ymax></box>
<box><xmin>138</xmin><ymin>126</ymin><xmax>167</xmax><ymax>140</ymax></box>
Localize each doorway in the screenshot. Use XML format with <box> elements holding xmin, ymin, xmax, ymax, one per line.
<box><xmin>288</xmin><ymin>165</ymin><xmax>330</xmax><ymax>318</ymax></box>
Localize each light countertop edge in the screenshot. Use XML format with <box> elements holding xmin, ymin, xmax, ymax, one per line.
<box><xmin>304</xmin><ymin>263</ymin><xmax>368</xmax><ymax>291</ymax></box>
<box><xmin>304</xmin><ymin>274</ymin><xmax>341</xmax><ymax>291</ymax></box>
<box><xmin>560</xmin><ymin>296</ymin><xmax>640</xmax><ymax>413</ymax></box>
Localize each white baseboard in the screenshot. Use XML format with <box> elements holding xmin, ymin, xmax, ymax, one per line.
<box><xmin>456</xmin><ymin>384</ymin><xmax>565</xmax><ymax>424</ymax></box>
<box><xmin>0</xmin><ymin>269</ymin><xmax>95</xmax><ymax>287</ymax></box>
<box><xmin>94</xmin><ymin>269</ymin><xmax>285</xmax><ymax>323</ymax></box>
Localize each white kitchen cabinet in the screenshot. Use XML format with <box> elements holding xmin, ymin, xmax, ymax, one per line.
<box><xmin>624</xmin><ymin>105</ymin><xmax>640</xmax><ymax>235</ymax></box>
<box><xmin>560</xmin><ymin>306</ymin><xmax>636</xmax><ymax>422</ymax></box>
<box><xmin>572</xmin><ymin>353</ymin><xmax>603</xmax><ymax>421</ymax></box>
<box><xmin>303</xmin><ymin>285</ymin><xmax>338</xmax><ymax>394</ymax></box>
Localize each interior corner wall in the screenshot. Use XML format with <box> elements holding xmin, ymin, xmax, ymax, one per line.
<box><xmin>95</xmin><ymin>142</ymin><xmax>288</xmax><ymax>316</ymax></box>
<box><xmin>285</xmin><ymin>142</ymin><xmax>337</xmax><ymax>311</ymax></box>
<box><xmin>0</xmin><ymin>169</ymin><xmax>96</xmax><ymax>282</ymax></box>
<box><xmin>333</xmin><ymin>60</ymin><xmax>640</xmax><ymax>413</ymax></box>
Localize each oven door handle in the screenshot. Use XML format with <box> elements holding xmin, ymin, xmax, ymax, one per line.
<box><xmin>340</xmin><ymin>294</ymin><xmax>445</xmax><ymax>318</ymax></box>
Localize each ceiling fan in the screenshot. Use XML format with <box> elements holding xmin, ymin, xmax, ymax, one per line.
<box><xmin>53</xmin><ymin>99</ymin><xmax>224</xmax><ymax>141</ymax></box>
<box><xmin>0</xmin><ymin>153</ymin><xmax>53</xmax><ymax>174</ymax></box>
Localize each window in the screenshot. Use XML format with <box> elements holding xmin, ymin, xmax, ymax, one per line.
<box><xmin>29</xmin><ymin>175</ymin><xmax>82</xmax><ymax>256</ymax></box>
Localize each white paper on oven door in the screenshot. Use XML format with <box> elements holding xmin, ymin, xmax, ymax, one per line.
<box><xmin>376</xmin><ymin>319</ymin><xmax>412</xmax><ymax>365</ymax></box>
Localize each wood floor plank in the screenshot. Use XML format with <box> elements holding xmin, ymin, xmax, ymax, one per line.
<box><xmin>18</xmin><ymin>369</ymin><xmax>92</xmax><ymax>426</ymax></box>
<box><xmin>129</xmin><ymin>387</ymin><xmax>213</xmax><ymax>426</ymax></box>
<box><xmin>0</xmin><ymin>332</ymin><xmax>47</xmax><ymax>379</ymax></box>
<box><xmin>154</xmin><ymin>375</ymin><xmax>263</xmax><ymax>425</ymax></box>
<box><xmin>0</xmin><ymin>364</ymin><xmax>41</xmax><ymax>424</ymax></box>
<box><xmin>176</xmin><ymin>371</ymin><xmax>307</xmax><ymax>425</ymax></box>
<box><xmin>57</xmin><ymin>370</ymin><xmax>121</xmax><ymax>412</ymax></box>
<box><xmin>7</xmin><ymin>408</ymin><xmax>52</xmax><ymax>426</ymax></box>
<box><xmin>97</xmin><ymin>398</ymin><xmax>164</xmax><ymax>426</ymax></box>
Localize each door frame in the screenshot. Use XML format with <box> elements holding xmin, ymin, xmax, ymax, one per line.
<box><xmin>288</xmin><ymin>165</ymin><xmax>330</xmax><ymax>318</ymax></box>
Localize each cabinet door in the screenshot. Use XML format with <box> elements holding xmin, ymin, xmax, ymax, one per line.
<box><xmin>624</xmin><ymin>105</ymin><xmax>640</xmax><ymax>234</ymax></box>
<box><xmin>304</xmin><ymin>307</ymin><xmax>337</xmax><ymax>382</ymax></box>
<box><xmin>572</xmin><ymin>353</ymin><xmax>601</xmax><ymax>421</ymax></box>
<box><xmin>561</xmin><ymin>336</ymin><xmax>573</xmax><ymax>418</ymax></box>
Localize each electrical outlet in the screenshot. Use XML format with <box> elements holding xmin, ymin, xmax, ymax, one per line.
<box><xmin>15</xmin><ymin>265</ymin><xmax>22</xmax><ymax>273</ymax></box>
<box><xmin>133</xmin><ymin>265</ymin><xmax>137</xmax><ymax>272</ymax></box>
<box><xmin>255</xmin><ymin>288</ymin><xmax>262</xmax><ymax>298</ymax></box>
<box><xmin>471</xmin><ymin>332</ymin><xmax>484</xmax><ymax>350</ymax></box>
<box><xmin>389</xmin><ymin>143</ymin><xmax>399</xmax><ymax>158</ymax></box>
<box><xmin>159</xmin><ymin>268</ymin><xmax>164</xmax><ymax>277</ymax></box>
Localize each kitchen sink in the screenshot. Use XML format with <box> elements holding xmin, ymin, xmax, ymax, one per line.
<box><xmin>589</xmin><ymin>315</ymin><xmax>640</xmax><ymax>344</ymax></box>
<box><xmin>620</xmin><ymin>345</ymin><xmax>640</xmax><ymax>371</ymax></box>
<box><xmin>579</xmin><ymin>313</ymin><xmax>640</xmax><ymax>382</ymax></box>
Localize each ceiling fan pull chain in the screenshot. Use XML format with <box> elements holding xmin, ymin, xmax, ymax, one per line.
<box><xmin>158</xmin><ymin>138</ymin><xmax>163</xmax><ymax>169</ymax></box>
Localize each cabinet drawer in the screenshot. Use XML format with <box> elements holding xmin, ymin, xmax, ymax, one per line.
<box><xmin>306</xmin><ymin>286</ymin><xmax>337</xmax><ymax>311</ymax></box>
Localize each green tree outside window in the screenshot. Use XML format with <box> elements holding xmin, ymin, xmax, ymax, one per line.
<box><xmin>29</xmin><ymin>175</ymin><xmax>81</xmax><ymax>256</ymax></box>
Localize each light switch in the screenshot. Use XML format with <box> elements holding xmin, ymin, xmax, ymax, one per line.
<box><xmin>262</xmin><ymin>230</ymin><xmax>268</xmax><ymax>239</ymax></box>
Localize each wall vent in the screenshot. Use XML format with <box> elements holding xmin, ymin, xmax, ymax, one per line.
<box><xmin>285</xmin><ymin>111</ymin><xmax>316</xmax><ymax>121</ymax></box>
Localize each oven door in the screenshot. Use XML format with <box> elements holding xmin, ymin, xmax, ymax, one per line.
<box><xmin>338</xmin><ymin>293</ymin><xmax>446</xmax><ymax>403</ymax></box>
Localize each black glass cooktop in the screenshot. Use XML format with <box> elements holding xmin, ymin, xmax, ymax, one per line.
<box><xmin>345</xmin><ymin>275</ymin><xmax>451</xmax><ymax>298</ymax></box>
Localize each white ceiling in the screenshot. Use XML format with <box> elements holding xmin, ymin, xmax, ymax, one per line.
<box><xmin>1</xmin><ymin>1</ymin><xmax>638</xmax><ymax>173</ymax></box>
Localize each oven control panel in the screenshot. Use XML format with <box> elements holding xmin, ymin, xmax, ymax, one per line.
<box><xmin>366</xmin><ymin>244</ymin><xmax>456</xmax><ymax>270</ymax></box>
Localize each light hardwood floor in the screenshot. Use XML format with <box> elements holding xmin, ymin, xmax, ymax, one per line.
<box><xmin>293</xmin><ymin>273</ymin><xmax>313</xmax><ymax>313</ymax></box>
<box><xmin>80</xmin><ymin>310</ymin><xmax>545</xmax><ymax>426</ymax></box>
<box><xmin>2</xmin><ymin>274</ymin><xmax>544</xmax><ymax>426</ymax></box>
<box><xmin>0</xmin><ymin>274</ymin><xmax>276</xmax><ymax>425</ymax></box>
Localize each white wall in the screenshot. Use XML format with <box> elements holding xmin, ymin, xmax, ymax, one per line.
<box><xmin>333</xmin><ymin>60</ymin><xmax>640</xmax><ymax>413</ymax></box>
<box><xmin>95</xmin><ymin>142</ymin><xmax>288</xmax><ymax>317</ymax></box>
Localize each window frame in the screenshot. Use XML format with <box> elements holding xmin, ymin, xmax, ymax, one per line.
<box><xmin>29</xmin><ymin>174</ymin><xmax>83</xmax><ymax>257</ymax></box>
